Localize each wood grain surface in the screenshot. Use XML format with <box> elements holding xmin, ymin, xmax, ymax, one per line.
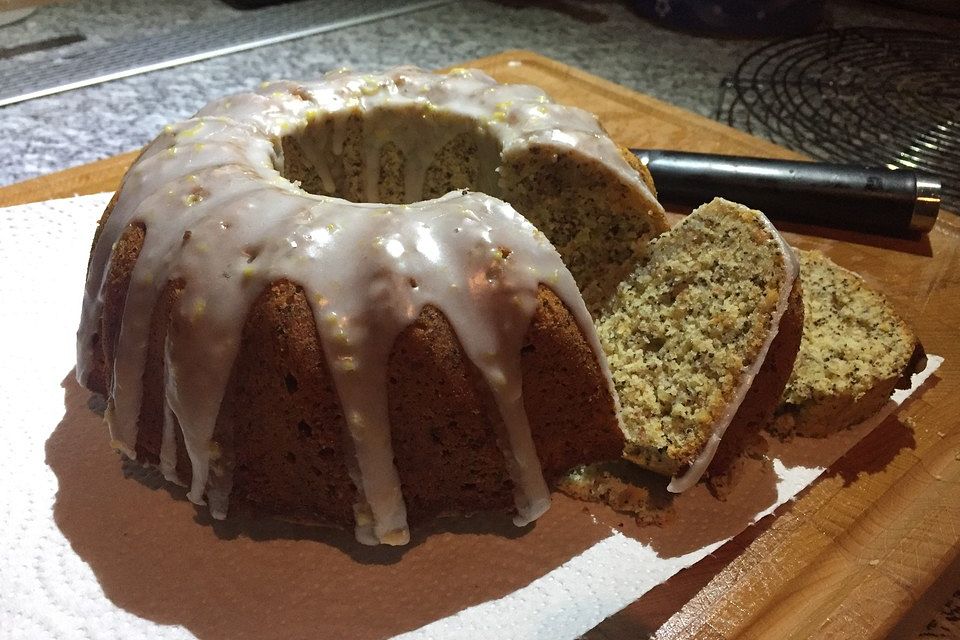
<box><xmin>4</xmin><ymin>50</ymin><xmax>958</xmax><ymax>639</ymax></box>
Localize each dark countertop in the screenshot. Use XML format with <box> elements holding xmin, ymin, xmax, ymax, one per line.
<box><xmin>0</xmin><ymin>0</ymin><xmax>955</xmax><ymax>187</ymax></box>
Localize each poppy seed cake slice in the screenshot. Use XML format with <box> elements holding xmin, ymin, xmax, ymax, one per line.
<box><xmin>770</xmin><ymin>250</ymin><xmax>925</xmax><ymax>437</ymax></box>
<box><xmin>597</xmin><ymin>198</ymin><xmax>802</xmax><ymax>492</ymax></box>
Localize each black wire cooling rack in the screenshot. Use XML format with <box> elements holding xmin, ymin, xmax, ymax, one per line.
<box><xmin>717</xmin><ymin>28</ymin><xmax>960</xmax><ymax>213</ymax></box>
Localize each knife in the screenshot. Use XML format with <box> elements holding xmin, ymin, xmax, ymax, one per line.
<box><xmin>632</xmin><ymin>149</ymin><xmax>941</xmax><ymax>235</ymax></box>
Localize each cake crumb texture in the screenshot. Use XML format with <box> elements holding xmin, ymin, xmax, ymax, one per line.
<box><xmin>597</xmin><ymin>198</ymin><xmax>795</xmax><ymax>477</ymax></box>
<box><xmin>557</xmin><ymin>461</ymin><xmax>674</xmax><ymax>525</ymax></box>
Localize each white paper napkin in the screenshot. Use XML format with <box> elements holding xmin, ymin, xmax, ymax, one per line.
<box><xmin>0</xmin><ymin>193</ymin><xmax>942</xmax><ymax>640</ymax></box>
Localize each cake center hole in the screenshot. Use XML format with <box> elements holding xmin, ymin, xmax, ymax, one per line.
<box><xmin>277</xmin><ymin>107</ymin><xmax>501</xmax><ymax>205</ymax></box>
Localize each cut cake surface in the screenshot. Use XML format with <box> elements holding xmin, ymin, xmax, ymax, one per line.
<box><xmin>597</xmin><ymin>198</ymin><xmax>802</xmax><ymax>491</ymax></box>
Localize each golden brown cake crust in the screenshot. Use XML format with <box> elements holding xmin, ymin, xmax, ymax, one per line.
<box><xmin>218</xmin><ymin>280</ymin><xmax>358</xmax><ymax>524</ymax></box>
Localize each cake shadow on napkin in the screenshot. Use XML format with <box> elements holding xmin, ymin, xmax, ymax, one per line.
<box><xmin>43</xmin><ymin>372</ymin><xmax>646</xmax><ymax>639</ymax></box>
<box><xmin>770</xmin><ymin>412</ymin><xmax>917</xmax><ymax>486</ymax></box>
<box><xmin>765</xmin><ymin>368</ymin><xmax>941</xmax><ymax>489</ymax></box>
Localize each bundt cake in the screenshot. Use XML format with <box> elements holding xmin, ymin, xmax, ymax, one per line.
<box><xmin>76</xmin><ymin>66</ymin><xmax>666</xmax><ymax>545</ymax></box>
<box><xmin>596</xmin><ymin>198</ymin><xmax>803</xmax><ymax>492</ymax></box>
<box><xmin>769</xmin><ymin>250</ymin><xmax>925</xmax><ymax>437</ymax></box>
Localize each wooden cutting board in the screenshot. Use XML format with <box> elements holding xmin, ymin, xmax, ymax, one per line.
<box><xmin>4</xmin><ymin>51</ymin><xmax>959</xmax><ymax>639</ymax></box>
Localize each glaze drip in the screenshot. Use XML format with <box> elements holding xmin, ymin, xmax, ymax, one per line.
<box><xmin>76</xmin><ymin>67</ymin><xmax>638</xmax><ymax>544</ymax></box>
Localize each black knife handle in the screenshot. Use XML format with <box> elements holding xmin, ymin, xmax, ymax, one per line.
<box><xmin>633</xmin><ymin>149</ymin><xmax>941</xmax><ymax>234</ymax></box>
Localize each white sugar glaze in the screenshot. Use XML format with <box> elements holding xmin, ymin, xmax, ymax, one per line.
<box><xmin>76</xmin><ymin>66</ymin><xmax>653</xmax><ymax>545</ymax></box>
